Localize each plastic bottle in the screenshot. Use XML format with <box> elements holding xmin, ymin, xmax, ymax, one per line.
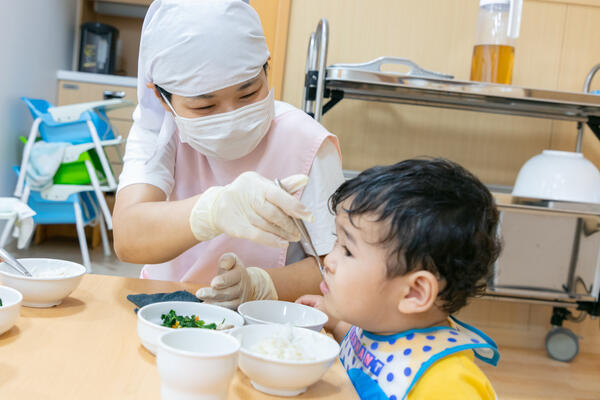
<box><xmin>470</xmin><ymin>0</ymin><xmax>522</xmax><ymax>84</ymax></box>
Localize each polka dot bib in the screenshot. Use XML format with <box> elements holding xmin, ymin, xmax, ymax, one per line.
<box><xmin>339</xmin><ymin>316</ymin><xmax>499</xmax><ymax>400</ymax></box>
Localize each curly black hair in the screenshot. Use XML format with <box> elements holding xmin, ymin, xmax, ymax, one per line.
<box><xmin>329</xmin><ymin>158</ymin><xmax>502</xmax><ymax>314</ymax></box>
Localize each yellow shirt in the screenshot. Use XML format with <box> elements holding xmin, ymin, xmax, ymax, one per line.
<box><xmin>340</xmin><ymin>319</ymin><xmax>499</xmax><ymax>400</ymax></box>
<box><xmin>408</xmin><ymin>350</ymin><xmax>496</xmax><ymax>400</ymax></box>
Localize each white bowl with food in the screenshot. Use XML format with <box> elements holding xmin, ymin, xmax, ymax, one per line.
<box><xmin>230</xmin><ymin>324</ymin><xmax>340</xmax><ymax>397</ymax></box>
<box><xmin>137</xmin><ymin>301</ymin><xmax>245</xmax><ymax>355</ymax></box>
<box><xmin>0</xmin><ymin>258</ymin><xmax>86</xmax><ymax>308</ymax></box>
<box><xmin>0</xmin><ymin>285</ymin><xmax>23</xmax><ymax>335</ymax></box>
<box><xmin>157</xmin><ymin>329</ymin><xmax>240</xmax><ymax>400</ymax></box>
<box><xmin>237</xmin><ymin>300</ymin><xmax>328</xmax><ymax>332</ymax></box>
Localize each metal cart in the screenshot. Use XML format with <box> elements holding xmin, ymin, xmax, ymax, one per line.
<box><xmin>303</xmin><ymin>19</ymin><xmax>600</xmax><ymax>362</ymax></box>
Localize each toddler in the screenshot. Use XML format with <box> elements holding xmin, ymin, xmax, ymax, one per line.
<box><xmin>298</xmin><ymin>159</ymin><xmax>502</xmax><ymax>400</ymax></box>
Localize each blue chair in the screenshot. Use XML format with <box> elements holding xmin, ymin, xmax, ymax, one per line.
<box><xmin>14</xmin><ymin>97</ymin><xmax>133</xmax><ymax>230</ymax></box>
<box><xmin>2</xmin><ymin>167</ymin><xmax>110</xmax><ymax>271</ymax></box>
<box><xmin>21</xmin><ymin>97</ymin><xmax>117</xmax><ymax>144</ymax></box>
<box><xmin>9</xmin><ymin>97</ymin><xmax>132</xmax><ymax>270</ymax></box>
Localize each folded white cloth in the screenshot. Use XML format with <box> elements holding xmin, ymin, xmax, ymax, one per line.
<box><xmin>0</xmin><ymin>198</ymin><xmax>36</xmax><ymax>249</ymax></box>
<box><xmin>25</xmin><ymin>141</ymin><xmax>68</xmax><ymax>191</ymax></box>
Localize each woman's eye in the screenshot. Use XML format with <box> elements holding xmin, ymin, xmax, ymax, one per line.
<box><xmin>194</xmin><ymin>105</ymin><xmax>214</xmax><ymax>110</ymax></box>
<box><xmin>240</xmin><ymin>90</ymin><xmax>258</xmax><ymax>99</ymax></box>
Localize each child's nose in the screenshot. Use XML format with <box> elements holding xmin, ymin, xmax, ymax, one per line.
<box><xmin>324</xmin><ymin>253</ymin><xmax>335</xmax><ymax>274</ymax></box>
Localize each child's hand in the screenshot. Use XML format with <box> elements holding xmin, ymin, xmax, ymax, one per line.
<box><xmin>296</xmin><ymin>294</ymin><xmax>324</xmax><ymax>309</ymax></box>
<box><xmin>296</xmin><ymin>294</ymin><xmax>339</xmax><ymax>332</ymax></box>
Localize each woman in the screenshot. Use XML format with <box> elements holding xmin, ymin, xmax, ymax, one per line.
<box><xmin>113</xmin><ymin>0</ymin><xmax>344</xmax><ymax>308</ymax></box>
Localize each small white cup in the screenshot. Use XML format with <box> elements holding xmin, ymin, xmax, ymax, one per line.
<box><xmin>157</xmin><ymin>329</ymin><xmax>240</xmax><ymax>400</ymax></box>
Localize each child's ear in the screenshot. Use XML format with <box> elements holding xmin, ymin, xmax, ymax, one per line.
<box><xmin>397</xmin><ymin>270</ymin><xmax>438</xmax><ymax>314</ymax></box>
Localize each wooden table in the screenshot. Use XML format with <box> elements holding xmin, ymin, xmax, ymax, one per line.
<box><xmin>0</xmin><ymin>274</ymin><xmax>358</xmax><ymax>399</ymax></box>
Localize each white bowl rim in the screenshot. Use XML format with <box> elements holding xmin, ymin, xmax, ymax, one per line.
<box><xmin>138</xmin><ymin>301</ymin><xmax>244</xmax><ymax>332</ymax></box>
<box><xmin>0</xmin><ymin>258</ymin><xmax>86</xmax><ymax>281</ymax></box>
<box><xmin>0</xmin><ymin>285</ymin><xmax>23</xmax><ymax>307</ymax></box>
<box><xmin>158</xmin><ymin>329</ymin><xmax>241</xmax><ymax>358</ymax></box>
<box><xmin>237</xmin><ymin>300</ymin><xmax>329</xmax><ymax>327</ymax></box>
<box><xmin>540</xmin><ymin>150</ymin><xmax>584</xmax><ymax>159</ymax></box>
<box><xmin>231</xmin><ymin>325</ymin><xmax>340</xmax><ymax>365</ymax></box>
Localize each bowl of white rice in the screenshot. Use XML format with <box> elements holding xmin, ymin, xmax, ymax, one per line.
<box><xmin>0</xmin><ymin>258</ymin><xmax>85</xmax><ymax>307</ymax></box>
<box><xmin>229</xmin><ymin>323</ymin><xmax>340</xmax><ymax>396</ymax></box>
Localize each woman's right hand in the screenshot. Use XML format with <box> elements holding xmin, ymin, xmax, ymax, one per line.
<box><xmin>189</xmin><ymin>171</ymin><xmax>313</xmax><ymax>247</ymax></box>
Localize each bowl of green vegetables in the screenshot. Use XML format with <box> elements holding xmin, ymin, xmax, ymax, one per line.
<box><xmin>137</xmin><ymin>301</ymin><xmax>245</xmax><ymax>355</ymax></box>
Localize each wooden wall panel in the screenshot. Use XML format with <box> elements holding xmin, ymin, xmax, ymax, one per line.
<box><xmin>282</xmin><ymin>0</ymin><xmax>577</xmax><ymax>186</ymax></box>
<box><xmin>550</xmin><ymin>4</ymin><xmax>600</xmax><ymax>164</ymax></box>
<box><xmin>250</xmin><ymin>0</ymin><xmax>292</xmax><ymax>100</ymax></box>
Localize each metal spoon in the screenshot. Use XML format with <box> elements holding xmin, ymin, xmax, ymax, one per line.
<box><xmin>0</xmin><ymin>247</ymin><xmax>33</xmax><ymax>277</ymax></box>
<box><xmin>274</xmin><ymin>179</ymin><xmax>325</xmax><ymax>278</ymax></box>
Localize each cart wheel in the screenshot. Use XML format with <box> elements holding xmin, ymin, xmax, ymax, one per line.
<box><xmin>545</xmin><ymin>327</ymin><xmax>579</xmax><ymax>362</ymax></box>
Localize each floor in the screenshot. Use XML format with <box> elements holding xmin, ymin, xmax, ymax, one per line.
<box><xmin>4</xmin><ymin>238</ymin><xmax>600</xmax><ymax>399</ymax></box>
<box><xmin>3</xmin><ymin>236</ymin><xmax>142</xmax><ymax>278</ymax></box>
<box><xmin>479</xmin><ymin>347</ymin><xmax>600</xmax><ymax>400</ymax></box>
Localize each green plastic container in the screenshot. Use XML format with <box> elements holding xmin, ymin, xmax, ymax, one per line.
<box><xmin>53</xmin><ymin>149</ymin><xmax>108</xmax><ymax>185</ymax></box>
<box><xmin>19</xmin><ymin>136</ymin><xmax>110</xmax><ymax>186</ymax></box>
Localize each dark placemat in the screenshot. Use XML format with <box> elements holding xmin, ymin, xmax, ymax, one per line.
<box><xmin>127</xmin><ymin>290</ymin><xmax>201</xmax><ymax>313</ymax></box>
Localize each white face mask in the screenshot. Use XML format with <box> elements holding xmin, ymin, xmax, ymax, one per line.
<box><xmin>163</xmin><ymin>89</ymin><xmax>274</xmax><ymax>160</ymax></box>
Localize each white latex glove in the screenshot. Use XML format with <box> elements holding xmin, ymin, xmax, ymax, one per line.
<box><xmin>189</xmin><ymin>171</ymin><xmax>312</xmax><ymax>248</ymax></box>
<box><xmin>196</xmin><ymin>252</ymin><xmax>277</xmax><ymax>309</ymax></box>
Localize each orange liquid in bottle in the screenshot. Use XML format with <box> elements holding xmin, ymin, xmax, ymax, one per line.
<box><xmin>470</xmin><ymin>44</ymin><xmax>515</xmax><ymax>84</ymax></box>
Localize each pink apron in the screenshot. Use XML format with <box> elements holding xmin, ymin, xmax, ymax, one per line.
<box><xmin>141</xmin><ymin>106</ymin><xmax>340</xmax><ymax>284</ymax></box>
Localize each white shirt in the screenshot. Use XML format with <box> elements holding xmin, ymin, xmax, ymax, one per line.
<box><xmin>118</xmin><ymin>101</ymin><xmax>344</xmax><ymax>264</ymax></box>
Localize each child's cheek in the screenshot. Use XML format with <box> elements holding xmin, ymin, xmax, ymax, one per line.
<box><xmin>330</xmin><ymin>281</ymin><xmax>355</xmax><ymax>322</ymax></box>
<box><xmin>322</xmin><ymin>278</ymin><xmax>341</xmax><ymax>314</ymax></box>
<box><xmin>322</xmin><ymin>294</ymin><xmax>341</xmax><ymax>321</ymax></box>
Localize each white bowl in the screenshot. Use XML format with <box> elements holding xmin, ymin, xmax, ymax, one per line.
<box><xmin>0</xmin><ymin>286</ymin><xmax>22</xmax><ymax>335</ymax></box>
<box><xmin>237</xmin><ymin>300</ymin><xmax>328</xmax><ymax>332</ymax></box>
<box><xmin>513</xmin><ymin>150</ymin><xmax>600</xmax><ymax>203</ymax></box>
<box><xmin>0</xmin><ymin>258</ymin><xmax>86</xmax><ymax>308</ymax></box>
<box><xmin>137</xmin><ymin>301</ymin><xmax>245</xmax><ymax>355</ymax></box>
<box><xmin>157</xmin><ymin>329</ymin><xmax>240</xmax><ymax>400</ymax></box>
<box><xmin>230</xmin><ymin>324</ymin><xmax>340</xmax><ymax>397</ymax></box>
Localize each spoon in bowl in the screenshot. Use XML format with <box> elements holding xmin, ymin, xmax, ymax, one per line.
<box><xmin>0</xmin><ymin>247</ymin><xmax>33</xmax><ymax>277</ymax></box>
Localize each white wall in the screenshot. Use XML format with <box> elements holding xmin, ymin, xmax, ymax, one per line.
<box><xmin>0</xmin><ymin>1</ymin><xmax>77</xmax><ymax>196</ymax></box>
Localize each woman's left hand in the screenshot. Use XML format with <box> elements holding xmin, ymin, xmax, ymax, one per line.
<box><xmin>196</xmin><ymin>252</ymin><xmax>277</xmax><ymax>309</ymax></box>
